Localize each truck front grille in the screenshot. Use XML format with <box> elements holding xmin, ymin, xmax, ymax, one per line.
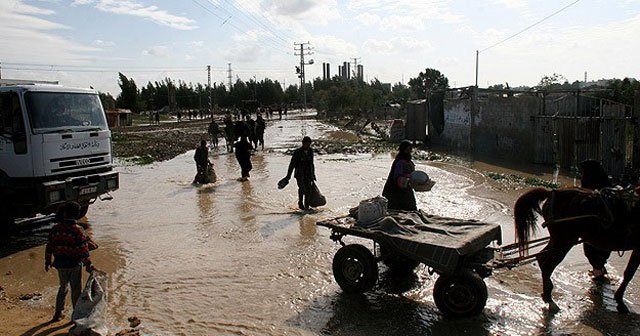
<box><xmin>50</xmin><ymin>153</ymin><xmax>110</xmax><ymax>173</ymax></box>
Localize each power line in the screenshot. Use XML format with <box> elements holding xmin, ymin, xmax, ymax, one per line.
<box><xmin>220</xmin><ymin>0</ymin><xmax>295</xmax><ymax>44</ymax></box>
<box><xmin>2</xmin><ymin>62</ymin><xmax>204</xmax><ymax>71</ymax></box>
<box><xmin>3</xmin><ymin>61</ymin><xmax>290</xmax><ymax>73</ymax></box>
<box><xmin>481</xmin><ymin>0</ymin><xmax>581</xmax><ymax>52</ymax></box>
<box><xmin>204</xmin><ymin>0</ymin><xmax>291</xmax><ymax>50</ymax></box>
<box><xmin>2</xmin><ymin>67</ymin><xmax>204</xmax><ymax>73</ymax></box>
<box><xmin>189</xmin><ymin>0</ymin><xmax>289</xmax><ymax>55</ymax></box>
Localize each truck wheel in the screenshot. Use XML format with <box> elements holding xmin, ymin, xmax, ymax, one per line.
<box><xmin>0</xmin><ymin>213</ymin><xmax>16</xmax><ymax>234</ymax></box>
<box><xmin>332</xmin><ymin>244</ymin><xmax>378</xmax><ymax>293</ymax></box>
<box><xmin>380</xmin><ymin>244</ymin><xmax>420</xmax><ymax>273</ymax></box>
<box><xmin>433</xmin><ymin>271</ymin><xmax>488</xmax><ymax>318</ymax></box>
<box><xmin>78</xmin><ymin>205</ymin><xmax>89</xmax><ymax>219</ymax></box>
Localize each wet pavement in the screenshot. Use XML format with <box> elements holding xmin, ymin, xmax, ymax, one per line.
<box><xmin>3</xmin><ymin>111</ymin><xmax>640</xmax><ymax>335</ymax></box>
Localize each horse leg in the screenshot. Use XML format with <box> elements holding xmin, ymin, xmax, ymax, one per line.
<box><xmin>614</xmin><ymin>249</ymin><xmax>640</xmax><ymax>313</ymax></box>
<box><xmin>537</xmin><ymin>240</ymin><xmax>573</xmax><ymax>313</ymax></box>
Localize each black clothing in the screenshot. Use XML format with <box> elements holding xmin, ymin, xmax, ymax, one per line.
<box><xmin>193</xmin><ymin>146</ymin><xmax>210</xmax><ymax>184</ymax></box>
<box><xmin>287</xmin><ymin>147</ymin><xmax>315</xmax><ymax>181</ymax></box>
<box><xmin>382</xmin><ymin>153</ymin><xmax>417</xmax><ymax>211</ymax></box>
<box><xmin>580</xmin><ymin>160</ymin><xmax>612</xmax><ymax>189</ymax></box>
<box><xmin>194</xmin><ymin>146</ymin><xmax>208</xmax><ymax>166</ymax></box>
<box><xmin>287</xmin><ymin>147</ymin><xmax>315</xmax><ymax>209</ymax></box>
<box><xmin>247</xmin><ymin>119</ymin><xmax>257</xmax><ymax>146</ymax></box>
<box><xmin>256</xmin><ymin>117</ymin><xmax>266</xmax><ymax>149</ymax></box>
<box><xmin>234</xmin><ymin>139</ymin><xmax>253</xmax><ymax>178</ymax></box>
<box><xmin>579</xmin><ymin>159</ymin><xmax>613</xmax><ymax>271</ymax></box>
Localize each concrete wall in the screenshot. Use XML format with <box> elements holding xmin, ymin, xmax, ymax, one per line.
<box><xmin>428</xmin><ymin>91</ymin><xmax>539</xmax><ymax>162</ymax></box>
<box><xmin>472</xmin><ymin>95</ymin><xmax>539</xmax><ymax>161</ymax></box>
<box><xmin>429</xmin><ymin>99</ymin><xmax>471</xmax><ymax>150</ymax></box>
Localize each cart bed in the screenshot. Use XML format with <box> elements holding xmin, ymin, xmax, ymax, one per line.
<box><xmin>317</xmin><ymin>211</ymin><xmax>501</xmax><ymax>274</ymax></box>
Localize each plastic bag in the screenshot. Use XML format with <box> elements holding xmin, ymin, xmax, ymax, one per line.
<box><xmin>70</xmin><ymin>270</ymin><xmax>108</xmax><ymax>336</ymax></box>
<box><xmin>307</xmin><ymin>183</ymin><xmax>327</xmax><ymax>207</ymax></box>
<box><xmin>277</xmin><ymin>178</ymin><xmax>289</xmax><ymax>189</ymax></box>
<box><xmin>357</xmin><ymin>196</ymin><xmax>388</xmax><ymax>225</ymax></box>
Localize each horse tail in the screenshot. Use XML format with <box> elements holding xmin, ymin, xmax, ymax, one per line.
<box><xmin>514</xmin><ymin>187</ymin><xmax>551</xmax><ymax>255</ymax></box>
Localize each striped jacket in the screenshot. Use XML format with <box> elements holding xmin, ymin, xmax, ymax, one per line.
<box><xmin>45</xmin><ymin>220</ymin><xmax>92</xmax><ymax>269</ymax></box>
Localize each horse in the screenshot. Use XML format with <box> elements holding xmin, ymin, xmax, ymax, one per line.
<box><xmin>514</xmin><ymin>187</ymin><xmax>640</xmax><ymax>313</ymax></box>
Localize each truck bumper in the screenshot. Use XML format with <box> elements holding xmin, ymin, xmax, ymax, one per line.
<box><xmin>41</xmin><ymin>171</ymin><xmax>119</xmax><ymax>208</ymax></box>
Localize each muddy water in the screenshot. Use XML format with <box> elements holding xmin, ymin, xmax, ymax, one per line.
<box><xmin>11</xmin><ymin>111</ymin><xmax>640</xmax><ymax>335</ymax></box>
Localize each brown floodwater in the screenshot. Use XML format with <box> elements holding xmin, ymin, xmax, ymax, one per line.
<box><xmin>4</xmin><ymin>111</ymin><xmax>640</xmax><ymax>335</ymax></box>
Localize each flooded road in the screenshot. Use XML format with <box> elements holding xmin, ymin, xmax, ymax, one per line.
<box><xmin>5</xmin><ymin>111</ymin><xmax>640</xmax><ymax>335</ymax></box>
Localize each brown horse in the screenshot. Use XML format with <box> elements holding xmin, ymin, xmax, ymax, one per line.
<box><xmin>514</xmin><ymin>187</ymin><xmax>640</xmax><ymax>313</ymax></box>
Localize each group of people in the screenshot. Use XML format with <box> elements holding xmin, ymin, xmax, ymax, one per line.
<box><xmin>220</xmin><ymin>112</ymin><xmax>267</xmax><ymax>153</ymax></box>
<box><xmin>194</xmin><ymin>112</ymin><xmax>269</xmax><ymax>184</ymax></box>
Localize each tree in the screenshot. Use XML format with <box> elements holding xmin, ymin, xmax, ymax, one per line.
<box><xmin>390</xmin><ymin>82</ymin><xmax>411</xmax><ymax>104</ymax></box>
<box><xmin>99</xmin><ymin>92</ymin><xmax>116</xmax><ymax>110</ymax></box>
<box><xmin>284</xmin><ymin>84</ymin><xmax>299</xmax><ymax>105</ymax></box>
<box><xmin>408</xmin><ymin>68</ymin><xmax>449</xmax><ymax>99</ymax></box>
<box><xmin>116</xmin><ymin>73</ymin><xmax>141</xmax><ymax>112</ymax></box>
<box><xmin>537</xmin><ymin>73</ymin><xmax>566</xmax><ymax>90</ymax></box>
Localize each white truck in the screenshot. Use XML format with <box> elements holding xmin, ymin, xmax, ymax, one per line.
<box><xmin>0</xmin><ymin>79</ymin><xmax>119</xmax><ymax>230</ymax></box>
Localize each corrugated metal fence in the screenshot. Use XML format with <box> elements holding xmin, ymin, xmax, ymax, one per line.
<box><xmin>533</xmin><ymin>93</ymin><xmax>633</xmax><ymax>176</ymax></box>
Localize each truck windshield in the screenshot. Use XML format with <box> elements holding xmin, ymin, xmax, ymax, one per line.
<box><xmin>25</xmin><ymin>92</ymin><xmax>107</xmax><ymax>133</ymax></box>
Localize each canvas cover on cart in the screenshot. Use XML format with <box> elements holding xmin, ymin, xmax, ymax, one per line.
<box><xmin>322</xmin><ymin>210</ymin><xmax>501</xmax><ymax>273</ymax></box>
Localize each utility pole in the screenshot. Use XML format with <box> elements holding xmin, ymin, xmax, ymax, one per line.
<box><xmin>207</xmin><ymin>65</ymin><xmax>212</xmax><ymax>116</ymax></box>
<box><xmin>253</xmin><ymin>75</ymin><xmax>257</xmax><ymax>100</ymax></box>
<box><xmin>294</xmin><ymin>42</ymin><xmax>314</xmax><ymax>111</ymax></box>
<box><xmin>227</xmin><ymin>63</ymin><xmax>233</xmax><ymax>90</ymax></box>
<box><xmin>475</xmin><ymin>50</ymin><xmax>479</xmax><ymax>87</ymax></box>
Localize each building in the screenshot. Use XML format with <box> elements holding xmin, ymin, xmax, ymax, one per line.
<box><xmin>106</xmin><ymin>108</ymin><xmax>133</xmax><ymax>127</ymax></box>
<box><xmin>322</xmin><ymin>63</ymin><xmax>331</xmax><ymax>80</ymax></box>
<box><xmin>357</xmin><ymin>65</ymin><xmax>364</xmax><ymax>80</ymax></box>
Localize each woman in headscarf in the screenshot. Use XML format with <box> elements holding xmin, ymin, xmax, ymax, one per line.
<box><xmin>382</xmin><ymin>140</ymin><xmax>417</xmax><ymax>211</ymax></box>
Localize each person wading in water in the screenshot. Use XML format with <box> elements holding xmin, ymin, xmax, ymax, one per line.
<box><xmin>283</xmin><ymin>136</ymin><xmax>316</xmax><ymax>210</ymax></box>
<box><xmin>382</xmin><ymin>140</ymin><xmax>417</xmax><ymax>211</ymax></box>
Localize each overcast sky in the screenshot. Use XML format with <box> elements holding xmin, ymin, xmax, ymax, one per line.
<box><xmin>1</xmin><ymin>0</ymin><xmax>638</xmax><ymax>95</ymax></box>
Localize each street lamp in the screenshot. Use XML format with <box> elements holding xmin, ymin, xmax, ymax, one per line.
<box><xmin>300</xmin><ymin>59</ymin><xmax>314</xmax><ymax>111</ymax></box>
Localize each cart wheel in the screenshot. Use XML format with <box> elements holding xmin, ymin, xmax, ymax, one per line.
<box><xmin>380</xmin><ymin>244</ymin><xmax>420</xmax><ymax>273</ymax></box>
<box><xmin>332</xmin><ymin>244</ymin><xmax>378</xmax><ymax>293</ymax></box>
<box><xmin>433</xmin><ymin>271</ymin><xmax>488</xmax><ymax>318</ymax></box>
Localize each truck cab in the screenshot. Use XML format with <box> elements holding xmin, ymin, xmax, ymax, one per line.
<box><xmin>0</xmin><ymin>80</ymin><xmax>119</xmax><ymax>229</ymax></box>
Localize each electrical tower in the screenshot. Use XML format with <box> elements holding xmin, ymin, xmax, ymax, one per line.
<box><xmin>294</xmin><ymin>42</ymin><xmax>314</xmax><ymax>110</ymax></box>
<box><xmin>227</xmin><ymin>63</ymin><xmax>233</xmax><ymax>90</ymax></box>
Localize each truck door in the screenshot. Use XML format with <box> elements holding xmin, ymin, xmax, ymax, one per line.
<box><xmin>0</xmin><ymin>91</ymin><xmax>32</xmax><ymax>178</ymax></box>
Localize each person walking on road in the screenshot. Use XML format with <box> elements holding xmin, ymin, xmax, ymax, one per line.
<box><xmin>45</xmin><ymin>202</ymin><xmax>95</xmax><ymax>322</ymax></box>
<box><xmin>224</xmin><ymin>113</ymin><xmax>236</xmax><ymax>153</ymax></box>
<box><xmin>207</xmin><ymin>120</ymin><xmax>220</xmax><ymax>150</ymax></box>
<box><xmin>579</xmin><ymin>159</ymin><xmax>614</xmax><ymax>280</ymax></box>
<box><xmin>235</xmin><ymin>136</ymin><xmax>253</xmax><ymax>181</ymax></box>
<box><xmin>282</xmin><ymin>136</ymin><xmax>316</xmax><ymax>210</ymax></box>
<box><xmin>382</xmin><ymin>140</ymin><xmax>417</xmax><ymax>211</ymax></box>
<box><xmin>255</xmin><ymin>113</ymin><xmax>266</xmax><ymax>150</ymax></box>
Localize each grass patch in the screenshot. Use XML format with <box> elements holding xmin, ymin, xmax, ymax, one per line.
<box><xmin>485</xmin><ymin>172</ymin><xmax>559</xmax><ymax>188</ymax></box>
<box><xmin>130</xmin><ymin>154</ymin><xmax>154</xmax><ymax>165</ymax></box>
